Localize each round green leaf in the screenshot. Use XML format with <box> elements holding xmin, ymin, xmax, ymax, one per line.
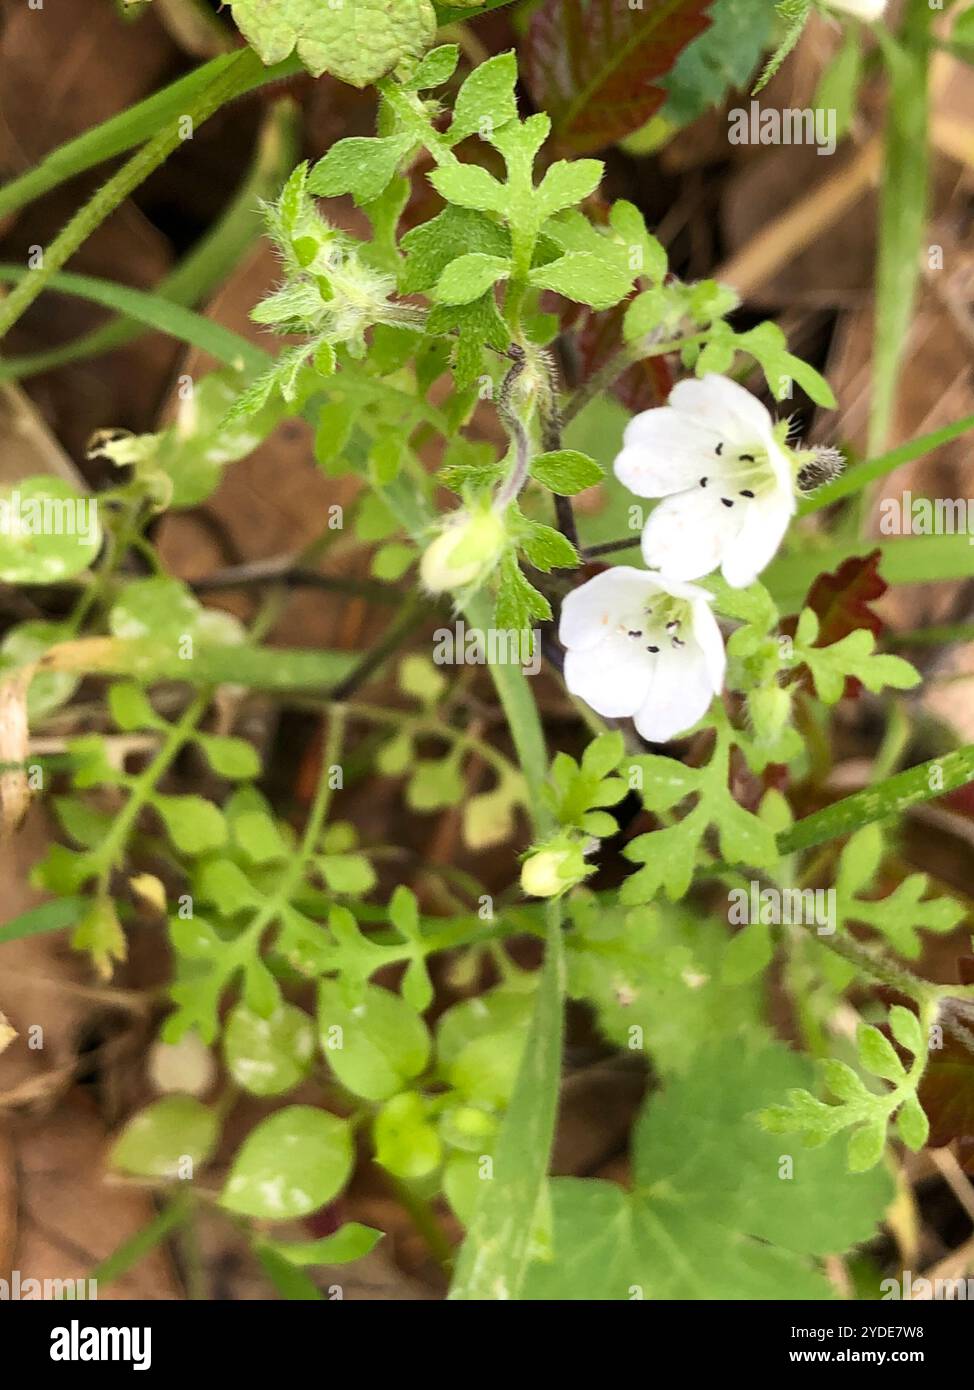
<box><xmin>0</xmin><ymin>478</ymin><xmax>101</xmax><ymax>583</ymax></box>
<box><xmin>0</xmin><ymin>621</ymin><xmax>78</xmax><ymax>720</ymax></box>
<box><xmin>319</xmin><ymin>980</ymin><xmax>430</xmax><ymax>1101</ymax></box>
<box><xmin>109</xmin><ymin>576</ymin><xmax>202</xmax><ymax>643</ymax></box>
<box><xmin>154</xmin><ymin>794</ymin><xmax>227</xmax><ymax>855</ymax></box>
<box><xmin>373</xmin><ymin>1092</ymin><xmax>442</xmax><ymax>1179</ymax></box>
<box><xmin>220</xmin><ymin>1106</ymin><xmax>353</xmax><ymax>1219</ymax></box>
<box><xmin>224</xmin><ymin>1001</ymin><xmax>315</xmax><ymax>1096</ymax></box>
<box><xmin>110</xmin><ymin>1096</ymin><xmax>218</xmax><ymax>1179</ymax></box>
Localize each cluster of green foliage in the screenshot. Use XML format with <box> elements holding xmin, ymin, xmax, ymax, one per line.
<box><xmin>2</xmin><ymin>0</ymin><xmax>974</xmax><ymax>1303</ymax></box>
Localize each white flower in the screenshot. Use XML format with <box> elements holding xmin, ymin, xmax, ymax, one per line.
<box><xmin>614</xmin><ymin>374</ymin><xmax>797</xmax><ymax>588</ymax></box>
<box><xmin>559</xmin><ymin>566</ymin><xmax>726</xmax><ymax>742</ymax></box>
<box><xmin>824</xmin><ymin>0</ymin><xmax>886</xmax><ymax>21</ymax></box>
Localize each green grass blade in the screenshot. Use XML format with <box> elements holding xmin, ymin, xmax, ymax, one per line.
<box><xmin>0</xmin><ymin>896</ymin><xmax>84</xmax><ymax>946</ymax></box>
<box><xmin>779</xmin><ymin>744</ymin><xmax>974</xmax><ymax>855</ymax></box>
<box><xmin>46</xmin><ymin>639</ymin><xmax>357</xmax><ymax>691</ymax></box>
<box><xmin>448</xmin><ymin>902</ymin><xmax>565</xmax><ymax>1301</ymax></box>
<box><xmin>799</xmin><ymin>412</ymin><xmax>974</xmax><ymax>516</ymax></box>
<box><xmin>0</xmin><ymin>263</ymin><xmax>269</xmax><ymax>372</ymax></box>
<box><xmin>87</xmin><ymin>1196</ymin><xmax>191</xmax><ymax>1292</ymax></box>
<box><xmin>0</xmin><ymin>53</ymin><xmax>302</xmax><ymax>221</ymax></box>
<box><xmin>766</xmin><ymin>532</ymin><xmax>974</xmax><ymax>612</ymax></box>
<box><xmin>0</xmin><ymin>101</ymin><xmax>298</xmax><ymax>381</ymax></box>
<box><xmin>869</xmin><ymin>9</ymin><xmax>933</xmax><ymax>454</ymax></box>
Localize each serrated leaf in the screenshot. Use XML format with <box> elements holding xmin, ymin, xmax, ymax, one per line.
<box><xmin>534</xmin><ymin>159</ymin><xmax>604</xmax><ymax>218</ymax></box>
<box><xmin>309</xmin><ymin>133</ymin><xmax>414</xmax><ymax>205</ymax></box>
<box><xmin>429</xmin><ymin>162</ymin><xmax>507</xmax><ymax>214</ymax></box>
<box><xmin>404</xmin><ymin>43</ymin><xmax>460</xmax><ymax>90</ymax></box>
<box><xmin>228</xmin><ymin>0</ymin><xmax>437</xmax><ymax>86</ymax></box>
<box><xmin>530</xmin><ymin>449</ymin><xmax>604</xmax><ymax>496</ymax></box>
<box><xmin>449</xmin><ymin>50</ymin><xmax>519</xmax><ymax>143</ymax></box>
<box><xmin>661</xmin><ymin>0</ymin><xmax>774</xmax><ymax>124</ymax></box>
<box><xmin>528</xmin><ymin>251</ymin><xmax>632</xmax><ymax>310</ymax></box>
<box><xmin>519</xmin><ymin>521</ymin><xmax>578</xmax><ymax>572</ymax></box>
<box><xmin>435</xmin><ymin>252</ymin><xmax>512</xmax><ymax>305</ymax></box>
<box><xmin>400</xmin><ymin>205</ymin><xmax>511</xmax><ymax>295</ymax></box>
<box><xmin>522</xmin><ymin>1041</ymin><xmax>892</xmax><ymax>1298</ymax></box>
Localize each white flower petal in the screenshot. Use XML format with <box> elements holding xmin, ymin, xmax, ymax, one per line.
<box><xmin>690</xmin><ymin>597</ymin><xmax>727</xmax><ymax>693</ymax></box>
<box><xmin>633</xmin><ymin>643</ymin><xmax>716</xmax><ymax>743</ymax></box>
<box><xmin>558</xmin><ymin>565</ymin><xmax>658</xmax><ymax>653</ymax></box>
<box><xmin>720</xmin><ymin>488</ymin><xmax>794</xmax><ymax>588</ymax></box>
<box><xmin>641</xmin><ymin>571</ymin><xmax>715</xmax><ymax>605</ymax></box>
<box><xmin>615</xmin><ymin>408</ymin><xmax>720</xmax><ymax>497</ymax></box>
<box><xmin>766</xmin><ymin>436</ymin><xmax>794</xmax><ymax>492</ymax></box>
<box><xmin>641</xmin><ymin>490</ymin><xmax>741</xmax><ymax>581</ymax></box>
<box><xmin>669</xmin><ymin>374</ymin><xmax>775</xmax><ymax>449</ymax></box>
<box><xmin>563</xmin><ymin>640</ymin><xmax>652</xmax><ymax>719</ymax></box>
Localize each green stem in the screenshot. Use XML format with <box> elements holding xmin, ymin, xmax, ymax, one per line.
<box><xmin>561</xmin><ymin>332</ymin><xmax>707</xmax><ymax>427</ymax></box>
<box><xmin>779</xmin><ymin>743</ymin><xmax>974</xmax><ymax>856</ymax></box>
<box><xmin>87</xmin><ymin>1194</ymin><xmax>191</xmax><ymax>1291</ymax></box>
<box><xmin>230</xmin><ymin>709</ymin><xmax>348</xmax><ymax>968</ymax></box>
<box><xmin>95</xmin><ymin>691</ymin><xmax>211</xmax><ymax>891</ymax></box>
<box><xmin>0</xmin><ymin>100</ymin><xmax>297</xmax><ymax>380</ymax></box>
<box><xmin>340</xmin><ymin>701</ymin><xmax>521</xmax><ymax>784</ymax></box>
<box><xmin>868</xmin><ymin>2</ymin><xmax>933</xmax><ymax>456</ymax></box>
<box><xmin>0</xmin><ymin>47</ymin><xmax>264</xmax><ymax>343</ymax></box>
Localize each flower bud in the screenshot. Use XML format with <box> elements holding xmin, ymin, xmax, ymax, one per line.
<box><xmin>749</xmin><ymin>685</ymin><xmax>792</xmax><ymax>740</ymax></box>
<box><xmin>420</xmin><ymin>509</ymin><xmax>506</xmax><ymax>595</ymax></box>
<box><xmin>520</xmin><ymin>839</ymin><xmax>591</xmax><ymax>898</ymax></box>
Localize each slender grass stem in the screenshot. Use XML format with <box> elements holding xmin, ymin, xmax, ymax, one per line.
<box><xmin>0</xmin><ymin>48</ymin><xmax>263</xmax><ymax>343</ymax></box>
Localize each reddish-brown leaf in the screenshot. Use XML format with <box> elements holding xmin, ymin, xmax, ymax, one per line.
<box><xmin>573</xmin><ymin>303</ymin><xmax>674</xmax><ymax>412</ymax></box>
<box><xmin>786</xmin><ymin>550</ymin><xmax>888</xmax><ymax>700</ymax></box>
<box><xmin>804</xmin><ymin>548</ymin><xmax>887</xmax><ymax>647</ymax></box>
<box><xmin>917</xmin><ymin>1000</ymin><xmax>974</xmax><ymax>1155</ymax></box>
<box><xmin>523</xmin><ymin>0</ymin><xmax>713</xmax><ymax>154</ymax></box>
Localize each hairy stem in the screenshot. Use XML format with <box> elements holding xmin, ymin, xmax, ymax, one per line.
<box><xmin>0</xmin><ymin>48</ymin><xmax>263</xmax><ymax>343</ymax></box>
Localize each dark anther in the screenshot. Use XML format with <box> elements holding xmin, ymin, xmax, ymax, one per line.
<box><xmin>740</xmin><ymin>489</ymin><xmax>755</xmax><ymax>498</ymax></box>
<box><xmin>715</xmin><ymin>443</ymin><xmax>724</xmax><ymax>456</ymax></box>
<box><xmin>699</xmin><ymin>477</ymin><xmax>708</xmax><ymax>487</ymax></box>
<box><xmin>721</xmin><ymin>498</ymin><xmax>734</xmax><ymax>508</ymax></box>
<box><xmin>628</xmin><ymin>630</ymin><xmax>642</xmax><ymax>638</ymax></box>
<box><xmin>739</xmin><ymin>453</ymin><xmax>756</xmax><ymax>462</ymax></box>
<box><xmin>646</xmin><ymin>644</ymin><xmax>660</xmax><ymax>654</ymax></box>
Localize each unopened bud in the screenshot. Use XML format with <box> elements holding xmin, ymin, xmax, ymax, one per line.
<box><xmin>521</xmin><ymin>847</ymin><xmax>579</xmax><ymax>899</ymax></box>
<box><xmin>420</xmin><ymin>509</ymin><xmax>506</xmax><ymax>595</ymax></box>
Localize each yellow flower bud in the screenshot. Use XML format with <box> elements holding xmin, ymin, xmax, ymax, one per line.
<box><xmin>420</xmin><ymin>509</ymin><xmax>505</xmax><ymax>595</ymax></box>
<box><xmin>521</xmin><ymin>848</ymin><xmax>573</xmax><ymax>899</ymax></box>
